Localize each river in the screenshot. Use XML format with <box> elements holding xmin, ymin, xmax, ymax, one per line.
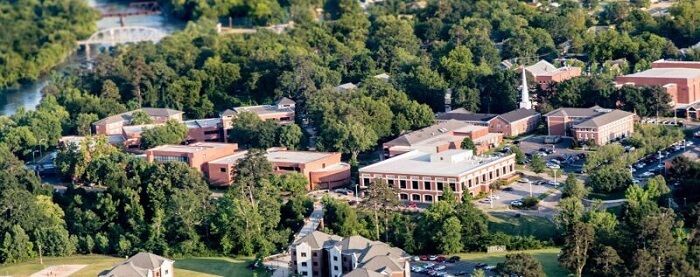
<box><xmin>0</xmin><ymin>0</ymin><xmax>185</xmax><ymax>116</ymax></box>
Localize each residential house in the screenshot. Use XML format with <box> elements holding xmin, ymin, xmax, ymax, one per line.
<box><xmin>359</xmin><ymin>149</ymin><xmax>517</xmax><ymax>202</ymax></box>
<box><xmin>99</xmin><ymin>252</ymin><xmax>174</xmax><ymax>277</ymax></box>
<box><xmin>335</xmin><ymin>83</ymin><xmax>358</xmax><ymax>92</ymax></box>
<box><xmin>291</xmin><ymin>231</ymin><xmax>411</xmax><ymax>277</ymax></box>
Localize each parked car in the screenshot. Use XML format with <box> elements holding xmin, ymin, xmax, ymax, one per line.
<box><xmin>475</xmin><ymin>263</ymin><xmax>487</xmax><ymax>269</ymax></box>
<box><xmin>407</xmin><ymin>202</ymin><xmax>418</xmax><ymax>208</ymax></box>
<box><xmin>547</xmin><ymin>163</ymin><xmax>560</xmax><ymax>169</ymax></box>
<box><xmin>633</xmin><ymin>179</ymin><xmax>641</xmax><ymax>185</ymax></box>
<box><xmin>500</xmin><ymin>146</ymin><xmax>511</xmax><ymax>153</ymax></box>
<box><xmin>536</xmin><ymin>152</ymin><xmax>547</xmax><ymax>157</ymax></box>
<box><xmin>429</xmin><ymin>255</ymin><xmax>438</xmax><ymax>261</ymax></box>
<box><xmin>574</xmin><ymin>168</ymin><xmax>586</xmax><ymax>174</ymax></box>
<box><xmin>518</xmin><ymin>178</ymin><xmax>530</xmax><ymax>183</ymax></box>
<box><xmin>503</xmin><ymin>187</ymin><xmax>514</xmax><ymax>191</ymax></box>
<box><xmin>511</xmin><ymin>200</ymin><xmax>523</xmax><ymax>206</ymax></box>
<box><xmin>420</xmin><ymin>255</ymin><xmax>428</xmax><ymax>261</ymax></box>
<box><xmin>434</xmin><ymin>265</ymin><xmax>446</xmax><ymax>271</ymax></box>
<box><xmin>484</xmin><ymin>265</ymin><xmax>497</xmax><ymax>270</ymax></box>
<box><xmin>436</xmin><ymin>256</ymin><xmax>446</xmax><ymax>263</ymax></box>
<box><xmin>687</xmin><ymin>141</ymin><xmax>694</xmax><ymax>147</ymax></box>
<box><xmin>639</xmin><ymin>171</ymin><xmax>655</xmax><ymax>178</ymax></box>
<box><xmin>448</xmin><ymin>256</ymin><xmax>461</xmax><ymax>263</ymax></box>
<box><xmin>413</xmin><ymin>256</ymin><xmax>421</xmax><ymax>262</ymax></box>
<box><xmin>489</xmin><ymin>195</ymin><xmax>500</xmax><ymax>200</ymax></box>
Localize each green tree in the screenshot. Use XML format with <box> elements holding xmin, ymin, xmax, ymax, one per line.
<box><xmin>140</xmin><ymin>120</ymin><xmax>188</xmax><ymax>149</ymax></box>
<box><xmin>75</xmin><ymin>113</ymin><xmax>99</xmax><ymax>136</ymax></box>
<box><xmin>589</xmin><ymin>245</ymin><xmax>625</xmax><ymax>277</ymax></box>
<box><xmin>498</xmin><ymin>253</ymin><xmax>545</xmax><ymax>277</ymax></box>
<box><xmin>436</xmin><ymin>217</ymin><xmax>463</xmax><ymax>254</ymax></box>
<box><xmin>362</xmin><ymin>179</ymin><xmax>400</xmax><ymax>242</ymax></box>
<box><xmin>278</xmin><ymin>124</ymin><xmax>303</xmax><ymax>150</ymax></box>
<box><xmin>530</xmin><ymin>154</ymin><xmax>546</xmax><ymax>174</ymax></box>
<box><xmin>0</xmin><ymin>225</ymin><xmax>34</xmax><ymax>264</ymax></box>
<box><xmin>130</xmin><ymin>111</ymin><xmax>153</xmax><ymax>125</ymax></box>
<box><xmin>562</xmin><ymin>174</ymin><xmax>589</xmax><ymax>199</ymax></box>
<box><xmin>460</xmin><ymin>138</ymin><xmax>476</xmax><ymax>151</ymax></box>
<box><xmin>510</xmin><ymin>146</ymin><xmax>526</xmax><ymax>164</ymax></box>
<box><xmin>556</xmin><ymin>198</ymin><xmax>585</xmax><ymax>232</ymax></box>
<box><xmin>559</xmin><ymin>222</ymin><xmax>594</xmax><ymax>277</ymax></box>
<box><xmin>455</xmin><ymin>195</ymin><xmax>489</xmax><ymax>251</ymax></box>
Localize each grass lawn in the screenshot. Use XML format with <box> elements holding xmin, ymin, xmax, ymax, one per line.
<box><xmin>487</xmin><ymin>212</ymin><xmax>558</xmax><ymax>241</ymax></box>
<box><xmin>456</xmin><ymin>248</ymin><xmax>568</xmax><ymax>276</ymax></box>
<box><xmin>588</xmin><ymin>189</ymin><xmax>626</xmax><ymax>201</ymax></box>
<box><xmin>0</xmin><ymin>255</ymin><xmax>262</xmax><ymax>277</ymax></box>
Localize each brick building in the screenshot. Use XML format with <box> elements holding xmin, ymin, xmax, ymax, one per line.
<box><xmin>360</xmin><ymin>149</ymin><xmax>517</xmax><ymax>202</ymax></box>
<box><xmin>290</xmin><ymin>231</ymin><xmax>411</xmax><ymax>277</ymax></box>
<box><xmin>523</xmin><ymin>60</ymin><xmax>582</xmax><ymax>86</ymax></box>
<box><xmin>488</xmin><ymin>108</ymin><xmax>541</xmax><ymax>138</ymax></box>
<box><xmin>436</xmin><ymin>108</ymin><xmax>496</xmax><ymax>126</ymax></box>
<box><xmin>545</xmin><ymin>107</ymin><xmax>634</xmax><ymax>145</ymax></box>
<box><xmin>145</xmin><ymin>142</ymin><xmax>238</xmax><ymax>174</ymax></box>
<box><xmin>616</xmin><ymin>60</ymin><xmax>700</xmax><ymax>109</ymax></box>
<box><xmin>92</xmin><ymin>108</ymin><xmax>184</xmax><ymax>136</ymax></box>
<box><xmin>207</xmin><ymin>148</ymin><xmax>351</xmax><ymax>189</ymax></box>
<box><xmin>221</xmin><ymin>97</ymin><xmax>296</xmax><ymax>129</ymax></box>
<box><xmin>383</xmin><ymin>120</ymin><xmax>502</xmax><ymax>157</ymax></box>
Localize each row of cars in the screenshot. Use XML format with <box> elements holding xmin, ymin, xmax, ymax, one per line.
<box><xmin>410</xmin><ymin>255</ymin><xmax>495</xmax><ymax>277</ymax></box>
<box><xmin>628</xmin><ymin>140</ymin><xmax>691</xmax><ymax>181</ymax></box>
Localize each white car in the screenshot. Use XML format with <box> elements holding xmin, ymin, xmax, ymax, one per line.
<box><xmin>687</xmin><ymin>141</ymin><xmax>694</xmax><ymax>147</ymax></box>
<box><xmin>429</xmin><ymin>255</ymin><xmax>438</xmax><ymax>261</ymax></box>
<box><xmin>434</xmin><ymin>265</ymin><xmax>446</xmax><ymax>271</ymax></box>
<box><xmin>639</xmin><ymin>172</ymin><xmax>655</xmax><ymax>178</ymax></box>
<box><xmin>635</xmin><ymin>163</ymin><xmax>645</xmax><ymax>169</ymax></box>
<box><xmin>484</xmin><ymin>265</ymin><xmax>496</xmax><ymax>270</ymax></box>
<box><xmin>632</xmin><ymin>179</ymin><xmax>641</xmax><ymax>185</ymax></box>
<box><xmin>518</xmin><ymin>178</ymin><xmax>530</xmax><ymax>183</ymax></box>
<box><xmin>489</xmin><ymin>195</ymin><xmax>500</xmax><ymax>200</ymax></box>
<box><xmin>547</xmin><ymin>163</ymin><xmax>560</xmax><ymax>169</ymax></box>
<box><xmin>511</xmin><ymin>201</ymin><xmax>523</xmax><ymax>206</ymax></box>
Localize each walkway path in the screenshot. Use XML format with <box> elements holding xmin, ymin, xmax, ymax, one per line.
<box><xmin>264</xmin><ymin>203</ymin><xmax>324</xmax><ymax>277</ymax></box>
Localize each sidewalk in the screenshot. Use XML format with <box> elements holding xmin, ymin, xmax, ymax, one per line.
<box><xmin>264</xmin><ymin>203</ymin><xmax>324</xmax><ymax>277</ymax></box>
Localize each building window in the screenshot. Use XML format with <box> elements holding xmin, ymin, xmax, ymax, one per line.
<box><xmin>388</xmin><ymin>179</ymin><xmax>394</xmax><ymax>185</ymax></box>
<box><xmin>489</xmin><ymin>172</ymin><xmax>493</xmax><ymax>179</ymax></box>
<box><xmin>424</xmin><ymin>182</ymin><xmax>431</xmax><ymax>190</ymax></box>
<box><xmin>425</xmin><ymin>195</ymin><xmax>433</xmax><ymax>202</ymax></box>
<box><xmin>220</xmin><ymin>167</ymin><xmax>226</xmax><ymax>173</ymax></box>
<box><xmin>412</xmin><ymin>181</ymin><xmax>419</xmax><ymax>190</ymax></box>
<box><xmin>468</xmin><ymin>179</ymin><xmax>472</xmax><ymax>187</ymax></box>
<box><xmin>313</xmin><ymin>252</ymin><xmax>317</xmax><ymax>257</ymax></box>
<box><xmin>314</xmin><ymin>271</ymin><xmax>318</xmax><ymax>276</ymax></box>
<box><xmin>301</xmin><ymin>253</ymin><xmax>307</xmax><ymax>257</ymax></box>
<box><xmin>437</xmin><ymin>182</ymin><xmax>444</xmax><ymax>191</ymax></box>
<box><xmin>164</xmin><ymin>270</ymin><xmax>169</xmax><ymax>275</ymax></box>
<box><xmin>400</xmin><ymin>193</ymin><xmax>408</xmax><ymax>200</ymax></box>
<box><xmin>399</xmin><ymin>180</ymin><xmax>407</xmax><ymax>189</ymax></box>
<box><xmin>302</xmin><ymin>262</ymin><xmax>307</xmax><ymax>267</ymax></box>
<box><xmin>302</xmin><ymin>271</ymin><xmax>308</xmax><ymax>276</ymax></box>
<box><xmin>343</xmin><ymin>257</ymin><xmax>347</xmax><ymax>262</ymax></box>
<box><xmin>363</xmin><ymin>178</ymin><xmax>370</xmax><ymax>185</ymax></box>
<box><xmin>153</xmin><ymin>155</ymin><xmax>188</xmax><ymax>163</ymax></box>
<box><xmin>333</xmin><ymin>256</ymin><xmax>338</xmax><ymax>261</ymax></box>
<box><xmin>334</xmin><ymin>266</ymin><xmax>339</xmax><ymax>271</ymax></box>
<box><xmin>313</xmin><ymin>262</ymin><xmax>318</xmax><ymax>266</ymax></box>
<box><xmin>412</xmin><ymin>194</ymin><xmax>421</xmax><ymax>201</ymax></box>
<box><xmin>450</xmin><ymin>183</ymin><xmax>456</xmax><ymax>191</ymax></box>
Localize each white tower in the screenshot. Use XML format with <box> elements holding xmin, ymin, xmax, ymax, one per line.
<box><xmin>519</xmin><ymin>67</ymin><xmax>532</xmax><ymax>109</ymax></box>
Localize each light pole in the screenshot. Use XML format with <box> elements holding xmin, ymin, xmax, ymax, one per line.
<box><xmin>489</xmin><ymin>189</ymin><xmax>493</xmax><ymax>209</ymax></box>
<box><xmin>529</xmin><ymin>180</ymin><xmax>532</xmax><ymax>197</ymax></box>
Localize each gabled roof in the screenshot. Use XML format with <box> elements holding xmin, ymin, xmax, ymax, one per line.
<box><xmin>524</xmin><ymin>60</ymin><xmax>557</xmax><ymax>76</ymax></box>
<box><xmin>572</xmin><ymin>109</ymin><xmax>634</xmax><ymax>128</ymax></box>
<box><xmin>100</xmin><ymin>252</ymin><xmax>173</xmax><ymax>277</ymax></box>
<box><xmin>357</xmin><ymin>242</ymin><xmax>409</xmax><ymax>264</ymax></box>
<box><xmin>336</xmin><ymin>83</ymin><xmax>358</xmax><ymax>91</ymax></box>
<box><xmin>497</xmin><ymin>108</ymin><xmax>540</xmax><ymax>123</ymax></box>
<box><xmin>220</xmin><ymin>109</ymin><xmax>237</xmax><ymax>117</ymax></box>
<box><xmin>92</xmin><ymin>108</ymin><xmax>183</xmax><ymax>126</ymax></box>
<box><xmin>386</xmin><ymin>120</ymin><xmax>471</xmax><ymax>146</ymax></box>
<box><xmin>358</xmin><ymin>255</ymin><xmax>404</xmax><ymax>273</ymax></box>
<box><xmin>274</xmin><ymin>97</ymin><xmax>296</xmax><ymax>106</ymax></box>
<box><xmin>294</xmin><ymin>231</ymin><xmax>343</xmax><ymax>249</ymax></box>
<box><xmin>436</xmin><ymin>108</ymin><xmax>496</xmax><ymax>122</ymax></box>
<box><xmin>127</xmin><ymin>252</ymin><xmax>173</xmax><ymax>270</ymax></box>
<box><xmin>335</xmin><ymin>236</ymin><xmax>375</xmax><ymax>254</ymax></box>
<box><xmin>544</xmin><ymin>106</ymin><xmax>604</xmax><ymax>118</ymax></box>
<box><xmin>140</xmin><ymin>107</ymin><xmax>183</xmax><ymax>117</ymax></box>
<box><xmin>344</xmin><ymin>268</ymin><xmax>387</xmax><ymax>277</ymax></box>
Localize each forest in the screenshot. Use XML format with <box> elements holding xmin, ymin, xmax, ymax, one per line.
<box><xmin>2</xmin><ymin>0</ymin><xmax>700</xmax><ymax>272</ymax></box>
<box><xmin>0</xmin><ymin>0</ymin><xmax>99</xmax><ymax>88</ymax></box>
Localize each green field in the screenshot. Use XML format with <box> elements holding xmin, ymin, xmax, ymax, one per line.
<box><xmin>588</xmin><ymin>189</ymin><xmax>626</xmax><ymax>201</ymax></box>
<box><xmin>457</xmin><ymin>248</ymin><xmax>568</xmax><ymax>276</ymax></box>
<box><xmin>487</xmin><ymin>212</ymin><xmax>558</xmax><ymax>241</ymax></box>
<box><xmin>0</xmin><ymin>255</ymin><xmax>262</xmax><ymax>277</ymax></box>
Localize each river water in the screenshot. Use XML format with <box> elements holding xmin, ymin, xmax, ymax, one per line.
<box><xmin>0</xmin><ymin>0</ymin><xmax>185</xmax><ymax>116</ymax></box>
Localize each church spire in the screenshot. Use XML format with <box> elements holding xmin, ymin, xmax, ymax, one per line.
<box><xmin>519</xmin><ymin>66</ymin><xmax>532</xmax><ymax>110</ymax></box>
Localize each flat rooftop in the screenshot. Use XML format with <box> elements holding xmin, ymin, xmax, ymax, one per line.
<box><xmin>209</xmin><ymin>149</ymin><xmax>338</xmax><ymax>165</ymax></box>
<box><xmin>122</xmin><ymin>124</ymin><xmax>162</xmax><ymax>135</ymax></box>
<box><xmin>621</xmin><ymin>68</ymin><xmax>700</xmax><ymax>79</ymax></box>
<box><xmin>360</xmin><ymin>150</ymin><xmax>512</xmax><ymax>177</ymax></box>
<box><xmin>232</xmin><ymin>105</ymin><xmax>294</xmax><ymax>116</ymax></box>
<box><xmin>148</xmin><ymin>142</ymin><xmax>236</xmax><ymax>154</ymax></box>
<box><xmin>184</xmin><ymin>118</ymin><xmax>221</xmax><ymax>129</ymax></box>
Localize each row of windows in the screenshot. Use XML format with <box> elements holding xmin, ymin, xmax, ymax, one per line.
<box><xmin>368</xmin><ymin>164</ymin><xmax>514</xmax><ymax>191</ymax></box>
<box><xmin>153</xmin><ymin>155</ymin><xmax>188</xmax><ymax>163</ymax></box>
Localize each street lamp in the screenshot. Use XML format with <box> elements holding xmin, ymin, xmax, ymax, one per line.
<box><xmin>529</xmin><ymin>180</ymin><xmax>533</xmax><ymax>197</ymax></box>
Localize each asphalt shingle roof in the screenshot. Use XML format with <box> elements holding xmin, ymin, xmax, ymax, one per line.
<box><xmin>572</xmin><ymin>109</ymin><xmax>634</xmax><ymax>128</ymax></box>
<box><xmin>497</xmin><ymin>108</ymin><xmax>540</xmax><ymax>123</ymax></box>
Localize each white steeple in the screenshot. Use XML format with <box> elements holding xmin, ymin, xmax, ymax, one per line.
<box><xmin>519</xmin><ymin>66</ymin><xmax>532</xmax><ymax>109</ymax></box>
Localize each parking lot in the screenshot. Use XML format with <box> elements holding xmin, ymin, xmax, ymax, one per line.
<box><xmin>516</xmin><ymin>136</ymin><xmax>587</xmax><ymax>173</ymax></box>
<box><xmin>412</xmin><ymin>259</ymin><xmax>497</xmax><ymax>277</ymax></box>
<box><xmin>474</xmin><ymin>178</ymin><xmax>553</xmax><ymax>209</ymax></box>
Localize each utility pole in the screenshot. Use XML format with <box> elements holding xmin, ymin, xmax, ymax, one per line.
<box><xmin>529</xmin><ymin>180</ymin><xmax>532</xmax><ymax>197</ymax></box>
<box><xmin>489</xmin><ymin>189</ymin><xmax>493</xmax><ymax>209</ymax></box>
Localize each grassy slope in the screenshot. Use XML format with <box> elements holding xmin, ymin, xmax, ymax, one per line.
<box><xmin>487</xmin><ymin>212</ymin><xmax>558</xmax><ymax>241</ymax></box>
<box><xmin>457</xmin><ymin>248</ymin><xmax>568</xmax><ymax>276</ymax></box>
<box><xmin>0</xmin><ymin>255</ymin><xmax>259</xmax><ymax>277</ymax></box>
